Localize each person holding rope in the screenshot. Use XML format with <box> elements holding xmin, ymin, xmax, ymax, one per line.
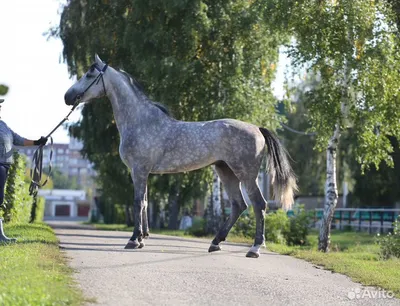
<box><xmin>0</xmin><ymin>98</ymin><xmax>48</xmax><ymax>243</ymax></box>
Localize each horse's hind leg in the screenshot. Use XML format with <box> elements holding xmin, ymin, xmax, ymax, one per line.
<box><xmin>242</xmin><ymin>180</ymin><xmax>267</xmax><ymax>258</ymax></box>
<box><xmin>208</xmin><ymin>162</ymin><xmax>248</xmax><ymax>252</ymax></box>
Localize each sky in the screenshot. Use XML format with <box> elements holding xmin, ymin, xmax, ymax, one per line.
<box><xmin>0</xmin><ymin>0</ymin><xmax>288</xmax><ymax>144</ymax></box>
<box><xmin>0</xmin><ymin>0</ymin><xmax>79</xmax><ymax>144</ymax></box>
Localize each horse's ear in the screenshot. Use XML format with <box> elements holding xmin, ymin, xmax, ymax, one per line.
<box><xmin>95</xmin><ymin>54</ymin><xmax>103</xmax><ymax>65</ymax></box>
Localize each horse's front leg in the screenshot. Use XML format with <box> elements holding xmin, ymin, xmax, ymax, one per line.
<box><xmin>124</xmin><ymin>167</ymin><xmax>149</xmax><ymax>249</ymax></box>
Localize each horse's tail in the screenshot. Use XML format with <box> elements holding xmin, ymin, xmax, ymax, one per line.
<box><xmin>259</xmin><ymin>127</ymin><xmax>298</xmax><ymax>211</ymax></box>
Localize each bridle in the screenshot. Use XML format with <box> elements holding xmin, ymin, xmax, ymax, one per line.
<box><xmin>29</xmin><ymin>62</ymin><xmax>108</xmax><ymax>197</ymax></box>
<box><xmin>75</xmin><ymin>63</ymin><xmax>108</xmax><ymax>102</ymax></box>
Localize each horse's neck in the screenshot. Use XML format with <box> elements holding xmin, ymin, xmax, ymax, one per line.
<box><xmin>106</xmin><ymin>73</ymin><xmax>163</xmax><ymax>135</ymax></box>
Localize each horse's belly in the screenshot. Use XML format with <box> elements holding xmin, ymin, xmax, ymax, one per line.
<box><xmin>151</xmin><ymin>155</ymin><xmax>215</xmax><ymax>174</ymax></box>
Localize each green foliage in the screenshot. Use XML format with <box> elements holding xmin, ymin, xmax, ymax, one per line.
<box><xmin>280</xmin><ymin>0</ymin><xmax>400</xmax><ymax>171</ymax></box>
<box><xmin>0</xmin><ymin>84</ymin><xmax>8</xmax><ymax>96</ymax></box>
<box><xmin>2</xmin><ymin>152</ymin><xmax>32</xmax><ymax>223</ymax></box>
<box><xmin>376</xmin><ymin>217</ymin><xmax>400</xmax><ymax>260</ymax></box>
<box><xmin>230</xmin><ymin>205</ymin><xmax>310</xmax><ymax>246</ymax></box>
<box><xmin>279</xmin><ymin>74</ymin><xmax>326</xmax><ymax>196</ymax></box>
<box><xmin>265</xmin><ymin>209</ymin><xmax>290</xmax><ymax>244</ymax></box>
<box><xmin>286</xmin><ymin>204</ymin><xmax>310</xmax><ymax>246</ymax></box>
<box><xmin>186</xmin><ymin>217</ymin><xmax>207</xmax><ymax>237</ymax></box>
<box><xmin>43</xmin><ymin>167</ymin><xmax>78</xmax><ymax>190</ymax></box>
<box><xmin>102</xmin><ymin>202</ymin><xmax>126</xmax><ymax>224</ymax></box>
<box><xmin>231</xmin><ymin>206</ymin><xmax>256</xmax><ymax>238</ymax></box>
<box><xmin>30</xmin><ymin>196</ymin><xmax>45</xmax><ymax>223</ymax></box>
<box><xmin>346</xmin><ymin>136</ymin><xmax>400</xmax><ymax>206</ymax></box>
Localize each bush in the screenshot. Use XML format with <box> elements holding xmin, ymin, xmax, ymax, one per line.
<box><xmin>30</xmin><ymin>196</ymin><xmax>45</xmax><ymax>223</ymax></box>
<box><xmin>376</xmin><ymin>217</ymin><xmax>400</xmax><ymax>260</ymax></box>
<box><xmin>1</xmin><ymin>152</ymin><xmax>33</xmax><ymax>223</ymax></box>
<box><xmin>186</xmin><ymin>217</ymin><xmax>207</xmax><ymax>237</ymax></box>
<box><xmin>286</xmin><ymin>204</ymin><xmax>310</xmax><ymax>246</ymax></box>
<box><xmin>265</xmin><ymin>209</ymin><xmax>290</xmax><ymax>244</ymax></box>
<box><xmin>231</xmin><ymin>206</ymin><xmax>256</xmax><ymax>238</ymax></box>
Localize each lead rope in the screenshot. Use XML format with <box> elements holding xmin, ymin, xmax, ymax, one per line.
<box><xmin>28</xmin><ymin>62</ymin><xmax>108</xmax><ymax>197</ymax></box>
<box><xmin>29</xmin><ymin>102</ymin><xmax>79</xmax><ymax>197</ymax></box>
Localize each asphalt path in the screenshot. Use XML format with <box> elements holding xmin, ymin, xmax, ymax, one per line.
<box><xmin>47</xmin><ymin>221</ymin><xmax>400</xmax><ymax>306</ymax></box>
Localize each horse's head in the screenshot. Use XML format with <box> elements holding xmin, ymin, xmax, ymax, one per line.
<box><xmin>64</xmin><ymin>54</ymin><xmax>108</xmax><ymax>106</ymax></box>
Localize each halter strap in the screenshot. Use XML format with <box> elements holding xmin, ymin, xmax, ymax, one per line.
<box><xmin>76</xmin><ymin>63</ymin><xmax>108</xmax><ymax>101</ymax></box>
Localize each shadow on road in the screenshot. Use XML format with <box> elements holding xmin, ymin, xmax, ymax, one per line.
<box><xmin>58</xmin><ymin>245</ymin><xmax>275</xmax><ymax>270</ymax></box>
<box><xmin>56</xmin><ymin>232</ymin><xmax>252</xmax><ymax>248</ymax></box>
<box><xmin>60</xmin><ymin>241</ymin><xmax>210</xmax><ymax>251</ymax></box>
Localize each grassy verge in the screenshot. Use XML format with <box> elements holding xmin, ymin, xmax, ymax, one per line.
<box><xmin>0</xmin><ymin>223</ymin><xmax>87</xmax><ymax>306</ymax></box>
<box><xmin>88</xmin><ymin>222</ymin><xmax>400</xmax><ymax>296</ymax></box>
<box><xmin>267</xmin><ymin>230</ymin><xmax>400</xmax><ymax>297</ymax></box>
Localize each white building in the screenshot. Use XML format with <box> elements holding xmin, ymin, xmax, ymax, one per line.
<box><xmin>38</xmin><ymin>189</ymin><xmax>91</xmax><ymax>218</ymax></box>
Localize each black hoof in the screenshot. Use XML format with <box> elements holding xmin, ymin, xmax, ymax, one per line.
<box><xmin>245</xmin><ymin>251</ymin><xmax>260</xmax><ymax>258</ymax></box>
<box><xmin>138</xmin><ymin>241</ymin><xmax>145</xmax><ymax>249</ymax></box>
<box><xmin>124</xmin><ymin>240</ymin><xmax>140</xmax><ymax>249</ymax></box>
<box><xmin>208</xmin><ymin>244</ymin><xmax>221</xmax><ymax>253</ymax></box>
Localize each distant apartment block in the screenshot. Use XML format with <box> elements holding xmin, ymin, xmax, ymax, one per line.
<box><xmin>17</xmin><ymin>137</ymin><xmax>96</xmax><ymax>190</ymax></box>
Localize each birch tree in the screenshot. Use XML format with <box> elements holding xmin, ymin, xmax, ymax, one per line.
<box><xmin>272</xmin><ymin>0</ymin><xmax>400</xmax><ymax>251</ymax></box>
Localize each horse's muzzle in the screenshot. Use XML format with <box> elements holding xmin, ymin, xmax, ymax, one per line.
<box><xmin>64</xmin><ymin>88</ymin><xmax>79</xmax><ymax>106</ymax></box>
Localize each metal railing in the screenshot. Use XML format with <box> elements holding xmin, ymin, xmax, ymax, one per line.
<box><xmin>313</xmin><ymin>208</ymin><xmax>400</xmax><ymax>234</ymax></box>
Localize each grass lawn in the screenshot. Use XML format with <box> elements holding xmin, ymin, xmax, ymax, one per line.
<box><xmin>89</xmin><ymin>222</ymin><xmax>400</xmax><ymax>297</ymax></box>
<box><xmin>0</xmin><ymin>223</ymin><xmax>87</xmax><ymax>306</ymax></box>
<box><xmin>267</xmin><ymin>230</ymin><xmax>400</xmax><ymax>297</ymax></box>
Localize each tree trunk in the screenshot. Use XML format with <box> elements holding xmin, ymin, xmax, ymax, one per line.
<box><xmin>318</xmin><ymin>125</ymin><xmax>340</xmax><ymax>252</ymax></box>
<box><xmin>125</xmin><ymin>202</ymin><xmax>134</xmax><ymax>227</ymax></box>
<box><xmin>318</xmin><ymin>50</ymin><xmax>350</xmax><ymax>251</ymax></box>
<box><xmin>212</xmin><ymin>166</ymin><xmax>221</xmax><ymax>217</ymax></box>
<box><xmin>167</xmin><ymin>183</ymin><xmax>180</xmax><ymax>230</ymax></box>
<box><xmin>206</xmin><ymin>166</ymin><xmax>222</xmax><ymax>234</ymax></box>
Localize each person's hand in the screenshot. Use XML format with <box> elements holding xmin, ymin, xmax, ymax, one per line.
<box><xmin>34</xmin><ymin>136</ymin><xmax>48</xmax><ymax>146</ymax></box>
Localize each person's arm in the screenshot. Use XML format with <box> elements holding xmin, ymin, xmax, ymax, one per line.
<box><xmin>26</xmin><ymin>137</ymin><xmax>48</xmax><ymax>146</ymax></box>
<box><xmin>11</xmin><ymin>129</ymin><xmax>47</xmax><ymax>147</ymax></box>
<box><xmin>23</xmin><ymin>139</ymin><xmax>35</xmax><ymax>146</ymax></box>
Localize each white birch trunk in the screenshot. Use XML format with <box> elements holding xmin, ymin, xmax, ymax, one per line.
<box><xmin>211</xmin><ymin>165</ymin><xmax>221</xmax><ymax>217</ymax></box>
<box><xmin>318</xmin><ymin>55</ymin><xmax>350</xmax><ymax>251</ymax></box>
<box><xmin>318</xmin><ymin>125</ymin><xmax>340</xmax><ymax>251</ymax></box>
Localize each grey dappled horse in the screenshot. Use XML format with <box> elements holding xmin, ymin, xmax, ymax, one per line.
<box><xmin>64</xmin><ymin>55</ymin><xmax>298</xmax><ymax>258</ymax></box>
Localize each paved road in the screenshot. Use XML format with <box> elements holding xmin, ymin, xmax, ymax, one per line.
<box><xmin>48</xmin><ymin>221</ymin><xmax>399</xmax><ymax>306</ymax></box>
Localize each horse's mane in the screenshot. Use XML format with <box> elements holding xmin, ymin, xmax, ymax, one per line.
<box><xmin>117</xmin><ymin>69</ymin><xmax>171</xmax><ymax>117</ymax></box>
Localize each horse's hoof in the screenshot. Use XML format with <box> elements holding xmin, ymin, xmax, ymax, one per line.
<box><xmin>138</xmin><ymin>241</ymin><xmax>145</xmax><ymax>249</ymax></box>
<box><xmin>245</xmin><ymin>251</ymin><xmax>260</xmax><ymax>258</ymax></box>
<box><xmin>124</xmin><ymin>240</ymin><xmax>140</xmax><ymax>249</ymax></box>
<box><xmin>208</xmin><ymin>243</ymin><xmax>221</xmax><ymax>253</ymax></box>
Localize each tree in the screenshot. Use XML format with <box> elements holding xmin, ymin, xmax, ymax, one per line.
<box><xmin>0</xmin><ymin>84</ymin><xmax>8</xmax><ymax>96</ymax></box>
<box><xmin>279</xmin><ymin>74</ymin><xmax>326</xmax><ymax>196</ymax></box>
<box><xmin>273</xmin><ymin>0</ymin><xmax>400</xmax><ymax>251</ymax></box>
<box><xmin>55</xmin><ymin>1</ymin><xmax>287</xmax><ymax>226</ymax></box>
<box><xmin>345</xmin><ymin>136</ymin><xmax>400</xmax><ymax>207</ymax></box>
